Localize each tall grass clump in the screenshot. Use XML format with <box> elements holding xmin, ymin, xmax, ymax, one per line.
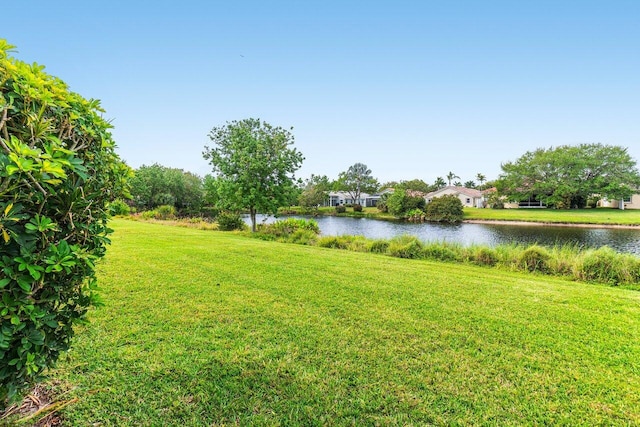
<box><xmin>465</xmin><ymin>245</ymin><xmax>499</xmax><ymax>266</ymax></box>
<box><xmin>575</xmin><ymin>246</ymin><xmax>640</xmax><ymax>286</ymax></box>
<box><xmin>422</xmin><ymin>241</ymin><xmax>461</xmax><ymax>262</ymax></box>
<box><xmin>254</xmin><ymin>218</ymin><xmax>320</xmax><ymax>244</ymax></box>
<box><xmin>317</xmin><ymin>235</ymin><xmax>370</xmax><ymax>251</ymax></box>
<box><xmin>517</xmin><ymin>245</ymin><xmax>551</xmax><ymax>273</ymax></box>
<box><xmin>388</xmin><ymin>235</ymin><xmax>424</xmax><ymax>259</ymax></box>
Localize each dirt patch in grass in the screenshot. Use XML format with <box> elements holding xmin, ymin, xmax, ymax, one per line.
<box><xmin>1</xmin><ymin>383</ymin><xmax>74</xmax><ymax>426</ymax></box>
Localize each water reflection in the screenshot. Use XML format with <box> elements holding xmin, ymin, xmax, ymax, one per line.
<box><xmin>248</xmin><ymin>215</ymin><xmax>640</xmax><ymax>255</ymax></box>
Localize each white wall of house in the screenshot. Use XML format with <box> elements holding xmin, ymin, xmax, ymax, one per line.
<box><xmin>599</xmin><ymin>194</ymin><xmax>640</xmax><ymax>210</ymax></box>
<box><xmin>425</xmin><ymin>187</ymin><xmax>483</xmax><ymax>208</ymax></box>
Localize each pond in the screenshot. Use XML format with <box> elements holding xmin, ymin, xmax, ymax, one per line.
<box><xmin>248</xmin><ymin>215</ymin><xmax>640</xmax><ymax>255</ymax></box>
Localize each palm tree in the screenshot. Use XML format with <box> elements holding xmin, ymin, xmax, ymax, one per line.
<box><xmin>464</xmin><ymin>180</ymin><xmax>476</xmax><ymax>189</ymax></box>
<box><xmin>476</xmin><ymin>173</ymin><xmax>486</xmax><ymax>189</ymax></box>
<box><xmin>434</xmin><ymin>177</ymin><xmax>446</xmax><ymax>189</ymax></box>
<box><xmin>446</xmin><ymin>171</ymin><xmax>460</xmax><ymax>186</ymax></box>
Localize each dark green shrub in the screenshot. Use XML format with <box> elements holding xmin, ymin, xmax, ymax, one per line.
<box><xmin>388</xmin><ymin>235</ymin><xmax>424</xmax><ymax>259</ymax></box>
<box><xmin>335</xmin><ymin>205</ymin><xmax>346</xmax><ymax>214</ymax></box>
<box><xmin>425</xmin><ymin>195</ymin><xmax>464</xmax><ymax>223</ymax></box>
<box><xmin>0</xmin><ymin>41</ymin><xmax>130</xmax><ymax>402</ymax></box>
<box><xmin>216</xmin><ymin>212</ymin><xmax>246</xmax><ymax>231</ymax></box>
<box><xmin>386</xmin><ymin>189</ymin><xmax>426</xmax><ymax>218</ymax></box>
<box><xmin>353</xmin><ymin>204</ymin><xmax>363</xmax><ymax>212</ymax></box>
<box><xmin>108</xmin><ymin>199</ymin><xmax>131</xmax><ymax>216</ymax></box>
<box><xmin>518</xmin><ymin>245</ymin><xmax>550</xmax><ymax>273</ymax></box>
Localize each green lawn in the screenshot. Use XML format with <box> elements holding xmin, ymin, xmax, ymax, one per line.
<box><xmin>464</xmin><ymin>207</ymin><xmax>640</xmax><ymax>225</ymax></box>
<box><xmin>40</xmin><ymin>219</ymin><xmax>640</xmax><ymax>425</ymax></box>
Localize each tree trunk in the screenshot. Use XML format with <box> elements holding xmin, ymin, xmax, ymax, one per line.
<box><xmin>250</xmin><ymin>207</ymin><xmax>257</xmax><ymax>232</ymax></box>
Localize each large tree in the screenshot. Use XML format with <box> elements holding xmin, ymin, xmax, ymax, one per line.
<box><xmin>203</xmin><ymin>118</ymin><xmax>304</xmax><ymax>231</ymax></box>
<box><xmin>496</xmin><ymin>143</ymin><xmax>640</xmax><ymax>209</ymax></box>
<box><xmin>298</xmin><ymin>174</ymin><xmax>331</xmax><ymax>210</ymax></box>
<box><xmin>130</xmin><ymin>163</ymin><xmax>204</xmax><ymax>213</ymax></box>
<box><xmin>335</xmin><ymin>163</ymin><xmax>379</xmax><ymax>205</ymax></box>
<box><xmin>396</xmin><ymin>178</ymin><xmax>433</xmax><ymax>193</ymax></box>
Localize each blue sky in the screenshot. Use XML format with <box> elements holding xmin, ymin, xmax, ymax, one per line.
<box><xmin>4</xmin><ymin>1</ymin><xmax>639</xmax><ymax>184</ymax></box>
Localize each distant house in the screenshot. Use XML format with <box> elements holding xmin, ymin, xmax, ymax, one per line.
<box><xmin>598</xmin><ymin>193</ymin><xmax>640</xmax><ymax>210</ymax></box>
<box><xmin>325</xmin><ymin>188</ymin><xmax>392</xmax><ymax>208</ymax></box>
<box><xmin>425</xmin><ymin>186</ymin><xmax>485</xmax><ymax>208</ymax></box>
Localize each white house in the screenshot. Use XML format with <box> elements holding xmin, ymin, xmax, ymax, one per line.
<box><xmin>325</xmin><ymin>191</ymin><xmax>382</xmax><ymax>207</ymax></box>
<box><xmin>425</xmin><ymin>186</ymin><xmax>485</xmax><ymax>208</ymax></box>
<box><xmin>598</xmin><ymin>193</ymin><xmax>640</xmax><ymax>210</ymax></box>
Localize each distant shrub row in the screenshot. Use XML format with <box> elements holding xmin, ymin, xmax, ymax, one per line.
<box><xmin>248</xmin><ymin>221</ymin><xmax>640</xmax><ymax>287</ymax></box>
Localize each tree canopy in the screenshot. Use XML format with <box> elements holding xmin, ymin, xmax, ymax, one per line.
<box><xmin>335</xmin><ymin>163</ymin><xmax>379</xmax><ymax>204</ymax></box>
<box><xmin>298</xmin><ymin>174</ymin><xmax>331</xmax><ymax>210</ymax></box>
<box><xmin>203</xmin><ymin>118</ymin><xmax>304</xmax><ymax>231</ymax></box>
<box><xmin>130</xmin><ymin>163</ymin><xmax>203</xmax><ymax>214</ymax></box>
<box><xmin>496</xmin><ymin>143</ymin><xmax>640</xmax><ymax>209</ymax></box>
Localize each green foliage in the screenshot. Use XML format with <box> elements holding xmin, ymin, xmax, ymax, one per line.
<box><xmin>425</xmin><ymin>195</ymin><xmax>464</xmax><ymax>223</ymax></box>
<box><xmin>353</xmin><ymin>204</ymin><xmax>363</xmax><ymax>212</ymax></box>
<box><xmin>107</xmin><ymin>199</ymin><xmax>131</xmax><ymax>216</ymax></box>
<box><xmin>129</xmin><ymin>163</ymin><xmax>204</xmax><ymax>214</ymax></box>
<box><xmin>388</xmin><ymin>235</ymin><xmax>424</xmax><ymax>259</ymax></box>
<box><xmin>395</xmin><ymin>178</ymin><xmax>433</xmax><ymax>193</ymax></box>
<box><xmin>216</xmin><ymin>212</ymin><xmax>246</xmax><ymax>231</ymax></box>
<box><xmin>203</xmin><ymin>118</ymin><xmax>304</xmax><ymax>232</ymax></box>
<box><xmin>576</xmin><ymin>247</ymin><xmax>640</xmax><ymax>285</ymax></box>
<box><xmin>255</xmin><ymin>218</ymin><xmax>320</xmax><ymax>240</ymax></box>
<box><xmin>334</xmin><ymin>163</ymin><xmax>379</xmax><ymax>205</ymax></box>
<box><xmin>468</xmin><ymin>246</ymin><xmax>499</xmax><ymax>266</ymax></box>
<box><xmin>497</xmin><ymin>144</ymin><xmax>640</xmax><ymax>209</ymax></box>
<box><xmin>0</xmin><ymin>40</ymin><xmax>129</xmax><ymax>402</ymax></box>
<box><xmin>517</xmin><ymin>245</ymin><xmax>551</xmax><ymax>273</ymax></box>
<box><xmin>386</xmin><ymin>189</ymin><xmax>426</xmax><ymax>218</ymax></box>
<box><xmin>422</xmin><ymin>242</ymin><xmax>461</xmax><ymax>262</ymax></box>
<box><xmin>298</xmin><ymin>174</ymin><xmax>330</xmax><ymax>210</ymax></box>
<box><xmin>335</xmin><ymin>205</ymin><xmax>346</xmax><ymax>214</ymax></box>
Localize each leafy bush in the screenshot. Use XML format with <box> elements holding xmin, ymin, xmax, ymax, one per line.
<box><xmin>156</xmin><ymin>205</ymin><xmax>176</xmax><ymax>220</ymax></box>
<box><xmin>353</xmin><ymin>204</ymin><xmax>363</xmax><ymax>212</ymax></box>
<box><xmin>216</xmin><ymin>212</ymin><xmax>246</xmax><ymax>231</ymax></box>
<box><xmin>386</xmin><ymin>189</ymin><xmax>426</xmax><ymax>218</ymax></box>
<box><xmin>0</xmin><ymin>40</ymin><xmax>130</xmax><ymax>402</ymax></box>
<box><xmin>335</xmin><ymin>205</ymin><xmax>346</xmax><ymax>214</ymax></box>
<box><xmin>425</xmin><ymin>195</ymin><xmax>464</xmax><ymax>223</ymax></box>
<box><xmin>108</xmin><ymin>199</ymin><xmax>131</xmax><ymax>216</ymax></box>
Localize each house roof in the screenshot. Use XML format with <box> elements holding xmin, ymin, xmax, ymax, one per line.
<box><xmin>425</xmin><ymin>186</ymin><xmax>484</xmax><ymax>199</ymax></box>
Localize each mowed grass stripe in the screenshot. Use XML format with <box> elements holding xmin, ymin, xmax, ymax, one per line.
<box><xmin>48</xmin><ymin>219</ymin><xmax>640</xmax><ymax>426</ymax></box>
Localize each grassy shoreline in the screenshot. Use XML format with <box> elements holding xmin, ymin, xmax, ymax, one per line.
<box><xmin>25</xmin><ymin>220</ymin><xmax>640</xmax><ymax>425</ymax></box>
<box><xmin>280</xmin><ymin>206</ymin><xmax>640</xmax><ymax>227</ymax></box>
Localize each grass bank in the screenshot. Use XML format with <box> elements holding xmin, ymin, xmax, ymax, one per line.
<box><xmin>464</xmin><ymin>207</ymin><xmax>640</xmax><ymax>226</ymax></box>
<box><xmin>281</xmin><ymin>205</ymin><xmax>640</xmax><ymax>226</ymax></box>
<box><xmin>26</xmin><ymin>220</ymin><xmax>640</xmax><ymax>425</ymax></box>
